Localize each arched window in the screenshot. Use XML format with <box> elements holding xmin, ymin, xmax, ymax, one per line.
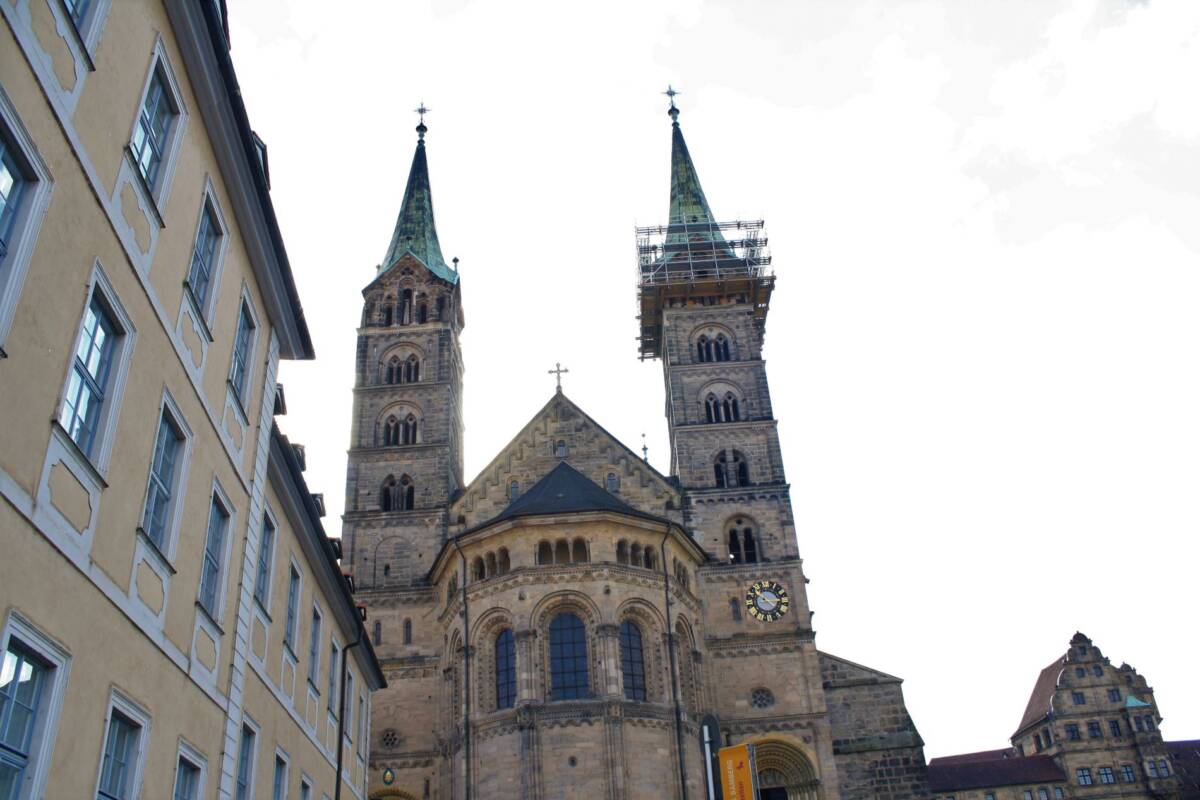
<box><xmin>730</xmin><ymin>597</ymin><xmax>742</xmax><ymax>621</ymax></box>
<box><xmin>509</xmin><ymin>480</ymin><xmax>520</xmax><ymax>502</ymax></box>
<box><xmin>384</xmin><ymin>416</ymin><xmax>400</xmax><ymax>446</ymax></box>
<box><xmin>728</xmin><ymin>529</ymin><xmax>743</xmax><ymax>564</ymax></box>
<box><xmin>436</xmin><ymin>296</ymin><xmax>446</xmax><ymax>321</ymax></box>
<box><xmin>485</xmin><ymin>552</ymin><xmax>497</xmax><ymax>578</ymax></box>
<box><xmin>554</xmin><ymin>540</ymin><xmax>570</xmax><ymax>564</ymax></box>
<box><xmin>555</xmin><ymin>440</ymin><xmax>568</xmax><ymax>458</ymax></box>
<box><xmin>472</xmin><ymin>557</ymin><xmax>485</xmax><ymax>581</ymax></box>
<box><xmin>549</xmin><ymin>613</ymin><xmax>588</xmax><ymax>700</ymax></box>
<box><xmin>380</xmin><ymin>475</ymin><xmax>397</xmax><ymax>511</ymax></box>
<box><xmin>616</xmin><ymin>540</ymin><xmax>629</xmax><ymax>565</ymax></box>
<box><xmin>404</xmin><ymin>354</ymin><xmax>420</xmax><ymax>383</ymax></box>
<box><xmin>606</xmin><ymin>472</ymin><xmax>620</xmax><ymax>492</ymax></box>
<box><xmin>497</xmin><ymin>548</ymin><xmax>510</xmax><ymax>575</ymax></box>
<box><xmin>495</xmin><ymin>629</ymin><xmax>516</xmax><ymax>710</ymax></box>
<box><xmin>644</xmin><ymin>548</ymin><xmax>656</xmax><ymax>570</ymax></box>
<box><xmin>373</xmin><ymin>620</ymin><xmax>382</xmax><ymax>646</ymax></box>
<box><xmin>401</xmin><ymin>413</ymin><xmax>418</xmax><ymax>445</ymax></box>
<box><xmin>742</xmin><ymin>527</ymin><xmax>758</xmax><ymax>563</ymax></box>
<box><xmin>537</xmin><ymin>541</ymin><xmax>553</xmax><ymax>565</ymax></box>
<box><xmin>572</xmin><ymin>538</ymin><xmax>588</xmax><ymax>563</ymax></box>
<box><xmin>383</xmin><ymin>305</ymin><xmax>393</xmax><ymax>326</ymax></box>
<box><xmin>403</xmin><ymin>618</ymin><xmax>412</xmax><ymax>645</ymax></box>
<box><xmin>400</xmin><ymin>289</ymin><xmax>413</xmax><ymax>325</ymax></box>
<box><xmin>394</xmin><ymin>475</ymin><xmax>414</xmax><ymax>511</ymax></box>
<box><xmin>630</xmin><ymin>543</ymin><xmax>642</xmax><ymax>567</ymax></box>
<box><xmin>714</xmin><ymin>450</ymin><xmax>750</xmax><ymax>488</ymax></box>
<box><xmin>697</xmin><ymin>335</ymin><xmax>712</xmax><ymax>363</ymax></box>
<box><xmin>417</xmin><ymin>302</ymin><xmax>428</xmax><ymax>324</ymax></box>
<box><xmin>383</xmin><ymin>563</ymin><xmax>391</xmax><ymax>577</ymax></box>
<box><xmin>705</xmin><ymin>394</ymin><xmax>719</xmax><ymax>423</ymax></box>
<box><xmin>385</xmin><ymin>356</ymin><xmax>400</xmax><ymax>384</ymax></box>
<box><xmin>619</xmin><ymin>620</ymin><xmax>647</xmax><ymax>701</ymax></box>
<box><xmin>723</xmin><ymin>392</ymin><xmax>741</xmax><ymax>422</ymax></box>
<box><xmin>715</xmin><ymin>333</ymin><xmax>731</xmax><ymax>362</ymax></box>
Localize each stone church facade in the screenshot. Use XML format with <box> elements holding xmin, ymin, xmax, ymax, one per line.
<box><xmin>346</xmin><ymin>105</ymin><xmax>929</xmax><ymax>800</ymax></box>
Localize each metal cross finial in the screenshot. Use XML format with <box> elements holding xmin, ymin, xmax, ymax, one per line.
<box><xmin>548</xmin><ymin>362</ymin><xmax>569</xmax><ymax>393</ymax></box>
<box><xmin>414</xmin><ymin>102</ymin><xmax>430</xmax><ymax>140</ymax></box>
<box><xmin>641</xmin><ymin>433</ymin><xmax>648</xmax><ymax>462</ymax></box>
<box><xmin>414</xmin><ymin>102</ymin><xmax>430</xmax><ymax>123</ymax></box>
<box><xmin>663</xmin><ymin>85</ymin><xmax>681</xmax><ymax>108</ymax></box>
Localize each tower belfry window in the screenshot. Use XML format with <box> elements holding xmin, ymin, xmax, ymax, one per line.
<box><xmin>715</xmin><ymin>333</ymin><xmax>731</xmax><ymax>361</ymax></box>
<box><xmin>400</xmin><ymin>289</ymin><xmax>413</xmax><ymax>325</ymax></box>
<box><xmin>401</xmin><ymin>413</ymin><xmax>418</xmax><ymax>445</ymax></box>
<box><xmin>715</xmin><ymin>450</ymin><xmax>750</xmax><ymax>488</ymax></box>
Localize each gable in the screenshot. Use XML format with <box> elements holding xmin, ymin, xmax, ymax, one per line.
<box><xmin>451</xmin><ymin>392</ymin><xmax>682</xmax><ymax>530</ymax></box>
<box><xmin>362</xmin><ymin>251</ymin><xmax>456</xmax><ymax>297</ymax></box>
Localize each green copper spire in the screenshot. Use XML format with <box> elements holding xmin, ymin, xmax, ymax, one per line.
<box><xmin>664</xmin><ymin>91</ymin><xmax>733</xmax><ymax>257</ymax></box>
<box><xmin>380</xmin><ymin>109</ymin><xmax>457</xmax><ymax>284</ymax></box>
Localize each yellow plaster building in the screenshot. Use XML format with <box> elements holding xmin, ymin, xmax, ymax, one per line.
<box><xmin>0</xmin><ymin>1</ymin><xmax>383</xmax><ymax>798</ymax></box>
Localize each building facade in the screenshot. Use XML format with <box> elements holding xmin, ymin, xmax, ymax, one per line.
<box><xmin>928</xmin><ymin>633</ymin><xmax>1194</xmax><ymax>800</ymax></box>
<box><xmin>0</xmin><ymin>1</ymin><xmax>382</xmax><ymax>799</ymax></box>
<box><xmin>350</xmin><ymin>102</ymin><xmax>929</xmax><ymax>800</ymax></box>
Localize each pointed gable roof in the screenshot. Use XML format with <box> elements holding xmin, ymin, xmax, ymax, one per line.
<box><xmin>380</xmin><ymin>124</ymin><xmax>457</xmax><ymax>284</ymax></box>
<box><xmin>491</xmin><ymin>462</ymin><xmax>663</xmax><ymax>526</ymax></box>
<box><xmin>1014</xmin><ymin>659</ymin><xmax>1064</xmax><ymax>736</ymax></box>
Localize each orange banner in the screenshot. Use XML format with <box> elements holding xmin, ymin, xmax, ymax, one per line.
<box><xmin>718</xmin><ymin>743</ymin><xmax>758</xmax><ymax>800</ymax></box>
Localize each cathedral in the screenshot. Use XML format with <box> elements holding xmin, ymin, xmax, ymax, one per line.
<box><xmin>347</xmin><ymin>100</ymin><xmax>928</xmax><ymax>800</ymax></box>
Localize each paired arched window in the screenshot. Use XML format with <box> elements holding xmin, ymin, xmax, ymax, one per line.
<box><xmin>471</xmin><ymin>548</ymin><xmax>511</xmax><ymax>581</ymax></box>
<box><xmin>538</xmin><ymin>538</ymin><xmax>588</xmax><ymax>565</ymax></box>
<box><xmin>383</xmin><ymin>354</ymin><xmax>420</xmax><ymax>384</ymax></box>
<box><xmin>714</xmin><ymin>450</ymin><xmax>750</xmax><ymax>488</ymax></box>
<box><xmin>549</xmin><ymin>613</ymin><xmax>588</xmax><ymax>700</ymax></box>
<box><xmin>382</xmin><ymin>413</ymin><xmax>418</xmax><ymax>446</ymax></box>
<box><xmin>380</xmin><ymin>475</ymin><xmax>415</xmax><ymax>511</ymax></box>
<box><xmin>704</xmin><ymin>392</ymin><xmax>742</xmax><ymax>423</ymax></box>
<box><xmin>696</xmin><ymin>333</ymin><xmax>731</xmax><ymax>363</ymax></box>
<box><xmin>495</xmin><ymin>629</ymin><xmax>516</xmax><ymax>710</ymax></box>
<box><xmin>728</xmin><ymin>518</ymin><xmax>759</xmax><ymax>564</ymax></box>
<box><xmin>619</xmin><ymin>620</ymin><xmax>647</xmax><ymax>701</ymax></box>
<box><xmin>616</xmin><ymin>540</ymin><xmax>658</xmax><ymax>570</ymax></box>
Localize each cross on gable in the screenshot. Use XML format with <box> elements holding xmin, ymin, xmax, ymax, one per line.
<box><xmin>548</xmin><ymin>362</ymin><xmax>569</xmax><ymax>393</ymax></box>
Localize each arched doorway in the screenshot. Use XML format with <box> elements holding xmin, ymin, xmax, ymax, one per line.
<box><xmin>753</xmin><ymin>739</ymin><xmax>820</xmax><ymax>800</ymax></box>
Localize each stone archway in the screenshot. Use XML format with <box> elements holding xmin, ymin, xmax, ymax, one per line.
<box><xmin>753</xmin><ymin>739</ymin><xmax>820</xmax><ymax>800</ymax></box>
<box><xmin>370</xmin><ymin>790</ymin><xmax>420</xmax><ymax>800</ymax></box>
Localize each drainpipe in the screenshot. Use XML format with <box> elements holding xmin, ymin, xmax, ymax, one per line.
<box><xmin>452</xmin><ymin>540</ymin><xmax>472</xmax><ymax>800</ymax></box>
<box><xmin>661</xmin><ymin>528</ymin><xmax>690</xmax><ymax>800</ymax></box>
<box><xmin>334</xmin><ymin>629</ymin><xmax>361</xmax><ymax>800</ymax></box>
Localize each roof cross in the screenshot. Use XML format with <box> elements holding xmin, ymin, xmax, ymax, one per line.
<box><xmin>414</xmin><ymin>102</ymin><xmax>431</xmax><ymax>123</ymax></box>
<box><xmin>548</xmin><ymin>362</ymin><xmax>569</xmax><ymax>393</ymax></box>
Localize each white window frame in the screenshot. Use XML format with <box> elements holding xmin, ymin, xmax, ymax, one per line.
<box><xmin>228</xmin><ymin>290</ymin><xmax>261</xmax><ymax>415</ymax></box>
<box><xmin>298</xmin><ymin>775</ymin><xmax>313</xmax><ymax>800</ymax></box>
<box><xmin>253</xmin><ymin>506</ymin><xmax>279</xmax><ymax>611</ymax></box>
<box><xmin>183</xmin><ymin>181</ymin><xmax>229</xmax><ymax>329</ymax></box>
<box><xmin>234</xmin><ymin>717</ymin><xmax>259</xmax><ymax>800</ymax></box>
<box><xmin>94</xmin><ymin>689</ymin><xmax>151</xmax><ymax>800</ymax></box>
<box><xmin>0</xmin><ymin>85</ymin><xmax>53</xmax><ymax>356</ymax></box>
<box><xmin>62</xmin><ymin>0</ymin><xmax>113</xmax><ymax>57</ymax></box>
<box><xmin>196</xmin><ymin>478</ymin><xmax>237</xmax><ymax>624</ymax></box>
<box><xmin>283</xmin><ymin>558</ymin><xmax>302</xmax><ymax>656</ymax></box>
<box><xmin>171</xmin><ymin>739</ymin><xmax>207</xmax><ymax>800</ymax></box>
<box><xmin>0</xmin><ymin>613</ymin><xmax>71</xmax><ymax>800</ymax></box>
<box><xmin>126</xmin><ymin>39</ymin><xmax>188</xmax><ymax>213</ymax></box>
<box><xmin>137</xmin><ymin>390</ymin><xmax>193</xmax><ymax>562</ymax></box>
<box><xmin>306</xmin><ymin>604</ymin><xmax>322</xmax><ymax>687</ymax></box>
<box><xmin>55</xmin><ymin>261</ymin><xmax>136</xmax><ymax>476</ymax></box>
<box><xmin>271</xmin><ymin>747</ymin><xmax>290</xmax><ymax>800</ymax></box>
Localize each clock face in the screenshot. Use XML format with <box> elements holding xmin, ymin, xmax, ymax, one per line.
<box><xmin>745</xmin><ymin>580</ymin><xmax>789</xmax><ymax>622</ymax></box>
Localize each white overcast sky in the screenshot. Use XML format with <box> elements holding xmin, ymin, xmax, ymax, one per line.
<box><xmin>230</xmin><ymin>0</ymin><xmax>1200</xmax><ymax>758</ymax></box>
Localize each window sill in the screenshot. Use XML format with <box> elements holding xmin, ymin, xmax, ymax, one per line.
<box><xmin>194</xmin><ymin>601</ymin><xmax>225</xmax><ymax>636</ymax></box>
<box><xmin>49</xmin><ymin>418</ymin><xmax>108</xmax><ymax>488</ymax></box>
<box><xmin>123</xmin><ymin>147</ymin><xmax>166</xmax><ymax>230</ymax></box>
<box><xmin>182</xmin><ymin>281</ymin><xmax>214</xmax><ymax>343</ymax></box>
<box><xmin>135</xmin><ymin>527</ymin><xmax>178</xmax><ymax>575</ymax></box>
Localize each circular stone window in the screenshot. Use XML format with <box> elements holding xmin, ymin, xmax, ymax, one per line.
<box><xmin>381</xmin><ymin>728</ymin><xmax>400</xmax><ymax>748</ymax></box>
<box><xmin>751</xmin><ymin>688</ymin><xmax>775</xmax><ymax>709</ymax></box>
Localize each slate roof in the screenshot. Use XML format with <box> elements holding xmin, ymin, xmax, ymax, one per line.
<box><xmin>1166</xmin><ymin>740</ymin><xmax>1200</xmax><ymax>799</ymax></box>
<box><xmin>380</xmin><ymin>125</ymin><xmax>457</xmax><ymax>284</ymax></box>
<box><xmin>489</xmin><ymin>462</ymin><xmax>665</xmax><ymax>527</ymax></box>
<box><xmin>927</xmin><ymin>754</ymin><xmax>1066</xmax><ymax>791</ymax></box>
<box><xmin>1015</xmin><ymin>659</ymin><xmax>1064</xmax><ymax>735</ymax></box>
<box><xmin>930</xmin><ymin>749</ymin><xmax>1015</xmax><ymax>766</ymax></box>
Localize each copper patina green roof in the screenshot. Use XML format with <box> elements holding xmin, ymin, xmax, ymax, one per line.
<box><xmin>664</xmin><ymin>108</ymin><xmax>734</xmax><ymax>261</ymax></box>
<box><xmin>380</xmin><ymin>126</ymin><xmax>457</xmax><ymax>284</ymax></box>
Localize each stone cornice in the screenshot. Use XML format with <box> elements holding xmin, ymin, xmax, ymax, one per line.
<box><xmin>705</xmin><ymin>630</ymin><xmax>815</xmax><ymax>658</ymax></box>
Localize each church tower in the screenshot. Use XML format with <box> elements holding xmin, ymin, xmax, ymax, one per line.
<box><xmin>343</xmin><ymin>113</ymin><xmax>465</xmax><ymax>590</ymax></box>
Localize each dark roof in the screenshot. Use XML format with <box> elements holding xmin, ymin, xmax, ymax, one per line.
<box><xmin>1015</xmin><ymin>659</ymin><xmax>1064</xmax><ymax>735</ymax></box>
<box><xmin>930</xmin><ymin>749</ymin><xmax>1015</xmax><ymax>766</ymax></box>
<box><xmin>1166</xmin><ymin>740</ymin><xmax>1200</xmax><ymax>798</ymax></box>
<box><xmin>490</xmin><ymin>462</ymin><xmax>664</xmax><ymax>526</ymax></box>
<box><xmin>928</xmin><ymin>754</ymin><xmax>1065</xmax><ymax>791</ymax></box>
<box><xmin>662</xmin><ymin>112</ymin><xmax>736</xmax><ymax>265</ymax></box>
<box><xmin>380</xmin><ymin>128</ymin><xmax>456</xmax><ymax>284</ymax></box>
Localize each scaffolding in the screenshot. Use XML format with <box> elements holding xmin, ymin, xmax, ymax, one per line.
<box><xmin>635</xmin><ymin>219</ymin><xmax>775</xmax><ymax>359</ymax></box>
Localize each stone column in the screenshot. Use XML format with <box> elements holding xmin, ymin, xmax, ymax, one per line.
<box><xmin>596</xmin><ymin>623</ymin><xmax>621</xmax><ymax>698</ymax></box>
<box><xmin>515</xmin><ymin>628</ymin><xmax>538</xmax><ymax>702</ymax></box>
